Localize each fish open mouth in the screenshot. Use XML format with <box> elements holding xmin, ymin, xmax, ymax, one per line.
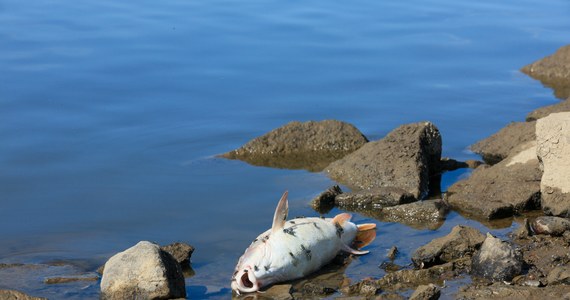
<box><xmin>232</xmin><ymin>268</ymin><xmax>259</xmax><ymax>294</ymax></box>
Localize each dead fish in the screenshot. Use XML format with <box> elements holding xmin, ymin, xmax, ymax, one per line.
<box><xmin>231</xmin><ymin>191</ymin><xmax>376</xmax><ymax>294</ymax></box>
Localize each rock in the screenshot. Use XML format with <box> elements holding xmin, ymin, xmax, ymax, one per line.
<box><xmin>471</xmin><ymin>233</ymin><xmax>523</xmax><ymax>281</ymax></box>
<box><xmin>377</xmin><ymin>259</ymin><xmax>467</xmax><ymax>291</ymax></box>
<box><xmin>548</xmin><ymin>266</ymin><xmax>570</xmax><ymax>285</ymax></box>
<box><xmin>160</xmin><ymin>242</ymin><xmax>194</xmax><ymax>267</ymax></box>
<box><xmin>531</xmin><ymin>216</ymin><xmax>570</xmax><ymax>236</ymax></box>
<box><xmin>310</xmin><ymin>185</ymin><xmax>343</xmax><ymax>213</ymax></box>
<box><xmin>221</xmin><ymin>120</ymin><xmax>368</xmax><ymax>172</ymax></box>
<box><xmin>387</xmin><ymin>246</ymin><xmax>398</xmax><ymax>260</ymax></box>
<box><xmin>44</xmin><ymin>273</ymin><xmax>100</xmax><ymax>284</ymax></box>
<box><xmin>527</xmin><ymin>98</ymin><xmax>570</xmax><ymax>121</ymax></box>
<box><xmin>536</xmin><ymin>112</ymin><xmax>570</xmax><ymax>217</ymax></box>
<box><xmin>457</xmin><ymin>282</ymin><xmax>570</xmax><ymax>299</ymax></box>
<box><xmin>412</xmin><ymin>225</ymin><xmax>485</xmax><ymax>269</ymax></box>
<box><xmin>380</xmin><ymin>200</ymin><xmax>449</xmax><ymax>229</ymax></box>
<box><xmin>409</xmin><ymin>284</ymin><xmax>440</xmax><ymax>300</ymax></box>
<box><xmin>260</xmin><ymin>284</ymin><xmax>293</xmax><ymax>300</ymax></box>
<box><xmin>470</xmin><ymin>121</ymin><xmax>536</xmax><ymax>165</ymax></box>
<box><xmin>334</xmin><ymin>187</ymin><xmax>415</xmax><ymax>210</ymax></box>
<box><xmin>0</xmin><ymin>290</ymin><xmax>47</xmax><ymax>300</ymax></box>
<box><xmin>438</xmin><ymin>158</ymin><xmax>483</xmax><ymax>173</ymax></box>
<box><xmin>326</xmin><ymin>122</ymin><xmax>442</xmax><ymax>200</ymax></box>
<box><xmin>341</xmin><ymin>278</ymin><xmax>380</xmax><ymax>297</ymax></box>
<box><xmin>522</xmin><ymin>45</ymin><xmax>570</xmax><ymax>99</ymax></box>
<box><xmin>447</xmin><ymin>141</ymin><xmax>542</xmax><ymax>220</ymax></box>
<box><xmin>512</xmin><ymin>218</ymin><xmax>532</xmax><ymax>239</ymax></box>
<box><xmin>100</xmin><ymin>241</ymin><xmax>186</xmax><ymax>300</ymax></box>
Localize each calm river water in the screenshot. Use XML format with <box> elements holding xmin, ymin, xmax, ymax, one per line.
<box><xmin>1</xmin><ymin>0</ymin><xmax>569</xmax><ymax>298</ymax></box>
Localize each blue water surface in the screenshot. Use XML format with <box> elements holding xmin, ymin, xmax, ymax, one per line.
<box><xmin>1</xmin><ymin>0</ymin><xmax>569</xmax><ymax>298</ymax></box>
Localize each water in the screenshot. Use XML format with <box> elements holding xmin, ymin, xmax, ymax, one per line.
<box><xmin>1</xmin><ymin>0</ymin><xmax>569</xmax><ymax>298</ymax></box>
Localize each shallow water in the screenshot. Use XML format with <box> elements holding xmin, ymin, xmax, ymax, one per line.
<box><xmin>1</xmin><ymin>0</ymin><xmax>569</xmax><ymax>298</ymax></box>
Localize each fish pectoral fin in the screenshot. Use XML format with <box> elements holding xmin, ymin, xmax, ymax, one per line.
<box><xmin>341</xmin><ymin>243</ymin><xmax>369</xmax><ymax>255</ymax></box>
<box><xmin>355</xmin><ymin>223</ymin><xmax>377</xmax><ymax>249</ymax></box>
<box><xmin>271</xmin><ymin>191</ymin><xmax>289</xmax><ymax>234</ymax></box>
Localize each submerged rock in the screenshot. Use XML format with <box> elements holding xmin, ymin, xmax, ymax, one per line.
<box><xmin>536</xmin><ymin>112</ymin><xmax>570</xmax><ymax>217</ymax></box>
<box><xmin>221</xmin><ymin>120</ymin><xmax>368</xmax><ymax>172</ymax></box>
<box><xmin>438</xmin><ymin>157</ymin><xmax>483</xmax><ymax>172</ymax></box>
<box><xmin>380</xmin><ymin>200</ymin><xmax>448</xmax><ymax>229</ymax></box>
<box><xmin>447</xmin><ymin>141</ymin><xmax>542</xmax><ymax>220</ymax></box>
<box><xmin>326</xmin><ymin>121</ymin><xmax>442</xmax><ymax>200</ymax></box>
<box><xmin>470</xmin><ymin>121</ymin><xmax>536</xmax><ymax>165</ymax></box>
<box><xmin>100</xmin><ymin>241</ymin><xmax>186</xmax><ymax>300</ymax></box>
<box><xmin>471</xmin><ymin>233</ymin><xmax>523</xmax><ymax>282</ymax></box>
<box><xmin>521</xmin><ymin>44</ymin><xmax>570</xmax><ymax>99</ymax></box>
<box><xmin>412</xmin><ymin>225</ymin><xmax>485</xmax><ymax>269</ymax></box>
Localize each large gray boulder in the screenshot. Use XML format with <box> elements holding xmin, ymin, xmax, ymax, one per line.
<box><xmin>470</xmin><ymin>121</ymin><xmax>536</xmax><ymax>165</ymax></box>
<box><xmin>325</xmin><ymin>122</ymin><xmax>442</xmax><ymax>200</ymax></box>
<box><xmin>527</xmin><ymin>98</ymin><xmax>570</xmax><ymax>121</ymax></box>
<box><xmin>471</xmin><ymin>233</ymin><xmax>523</xmax><ymax>281</ymax></box>
<box><xmin>412</xmin><ymin>225</ymin><xmax>485</xmax><ymax>269</ymax></box>
<box><xmin>100</xmin><ymin>241</ymin><xmax>186</xmax><ymax>300</ymax></box>
<box><xmin>221</xmin><ymin>120</ymin><xmax>368</xmax><ymax>172</ymax></box>
<box><xmin>447</xmin><ymin>141</ymin><xmax>542</xmax><ymax>220</ymax></box>
<box><xmin>522</xmin><ymin>45</ymin><xmax>570</xmax><ymax>99</ymax></box>
<box><xmin>536</xmin><ymin>112</ymin><xmax>570</xmax><ymax>217</ymax></box>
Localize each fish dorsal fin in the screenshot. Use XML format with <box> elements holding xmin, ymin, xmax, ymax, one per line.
<box><xmin>332</xmin><ymin>213</ymin><xmax>352</xmax><ymax>225</ymax></box>
<box><xmin>271</xmin><ymin>191</ymin><xmax>289</xmax><ymax>234</ymax></box>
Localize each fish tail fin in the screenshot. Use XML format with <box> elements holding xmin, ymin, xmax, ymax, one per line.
<box><xmin>354</xmin><ymin>223</ymin><xmax>376</xmax><ymax>249</ymax></box>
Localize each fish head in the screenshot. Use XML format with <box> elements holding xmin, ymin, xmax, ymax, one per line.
<box><xmin>231</xmin><ymin>237</ymin><xmax>272</xmax><ymax>294</ymax></box>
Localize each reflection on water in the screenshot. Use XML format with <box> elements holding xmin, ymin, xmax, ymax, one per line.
<box><xmin>1</xmin><ymin>0</ymin><xmax>569</xmax><ymax>298</ymax></box>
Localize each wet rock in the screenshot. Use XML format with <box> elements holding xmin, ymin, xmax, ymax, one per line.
<box><xmin>522</xmin><ymin>44</ymin><xmax>570</xmax><ymax>99</ymax></box>
<box><xmin>0</xmin><ymin>290</ymin><xmax>47</xmax><ymax>300</ymax></box>
<box><xmin>380</xmin><ymin>261</ymin><xmax>403</xmax><ymax>272</ymax></box>
<box><xmin>257</xmin><ymin>284</ymin><xmax>293</xmax><ymax>300</ymax></box>
<box><xmin>387</xmin><ymin>246</ymin><xmax>398</xmax><ymax>260</ymax></box>
<box><xmin>536</xmin><ymin>112</ymin><xmax>570</xmax><ymax>217</ymax></box>
<box><xmin>457</xmin><ymin>282</ymin><xmax>570</xmax><ymax>299</ymax></box>
<box><xmin>377</xmin><ymin>260</ymin><xmax>464</xmax><ymax>291</ymax></box>
<box><xmin>44</xmin><ymin>272</ymin><xmax>100</xmax><ymax>284</ymax></box>
<box><xmin>326</xmin><ymin>122</ymin><xmax>442</xmax><ymax>200</ymax></box>
<box><xmin>380</xmin><ymin>200</ymin><xmax>448</xmax><ymax>229</ymax></box>
<box><xmin>310</xmin><ymin>185</ymin><xmax>343</xmax><ymax>213</ymax></box>
<box><xmin>334</xmin><ymin>187</ymin><xmax>415</xmax><ymax>210</ymax></box>
<box><xmin>512</xmin><ymin>218</ymin><xmax>532</xmax><ymax>239</ymax></box>
<box><xmin>100</xmin><ymin>241</ymin><xmax>186</xmax><ymax>300</ymax></box>
<box><xmin>513</xmin><ymin>234</ymin><xmax>570</xmax><ymax>283</ymax></box>
<box><xmin>548</xmin><ymin>266</ymin><xmax>570</xmax><ymax>285</ymax></box>
<box><xmin>447</xmin><ymin>141</ymin><xmax>542</xmax><ymax>220</ymax></box>
<box><xmin>438</xmin><ymin>157</ymin><xmax>483</xmax><ymax>172</ymax></box>
<box><xmin>160</xmin><ymin>242</ymin><xmax>194</xmax><ymax>267</ymax></box>
<box><xmin>221</xmin><ymin>120</ymin><xmax>368</xmax><ymax>172</ymax></box>
<box><xmin>412</xmin><ymin>225</ymin><xmax>485</xmax><ymax>269</ymax></box>
<box><xmin>527</xmin><ymin>98</ymin><xmax>570</xmax><ymax>121</ymax></box>
<box><xmin>471</xmin><ymin>233</ymin><xmax>523</xmax><ymax>282</ymax></box>
<box><xmin>409</xmin><ymin>284</ymin><xmax>440</xmax><ymax>300</ymax></box>
<box><xmin>341</xmin><ymin>277</ymin><xmax>380</xmax><ymax>297</ymax></box>
<box><xmin>470</xmin><ymin>121</ymin><xmax>536</xmax><ymax>165</ymax></box>
<box><xmin>531</xmin><ymin>216</ymin><xmax>570</xmax><ymax>236</ymax></box>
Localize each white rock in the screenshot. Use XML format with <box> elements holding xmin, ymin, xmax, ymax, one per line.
<box><xmin>536</xmin><ymin>112</ymin><xmax>570</xmax><ymax>216</ymax></box>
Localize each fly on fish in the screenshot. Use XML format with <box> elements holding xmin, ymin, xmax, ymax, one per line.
<box><xmin>231</xmin><ymin>191</ymin><xmax>376</xmax><ymax>294</ymax></box>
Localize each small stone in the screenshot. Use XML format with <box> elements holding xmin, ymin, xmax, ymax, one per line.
<box><xmin>409</xmin><ymin>283</ymin><xmax>441</xmax><ymax>300</ymax></box>
<box><xmin>310</xmin><ymin>185</ymin><xmax>342</xmax><ymax>214</ymax></box>
<box><xmin>471</xmin><ymin>233</ymin><xmax>523</xmax><ymax>282</ymax></box>
<box><xmin>160</xmin><ymin>242</ymin><xmax>195</xmax><ymax>266</ymax></box>
<box><xmin>387</xmin><ymin>246</ymin><xmax>398</xmax><ymax>260</ymax></box>
<box><xmin>548</xmin><ymin>266</ymin><xmax>570</xmax><ymax>285</ymax></box>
